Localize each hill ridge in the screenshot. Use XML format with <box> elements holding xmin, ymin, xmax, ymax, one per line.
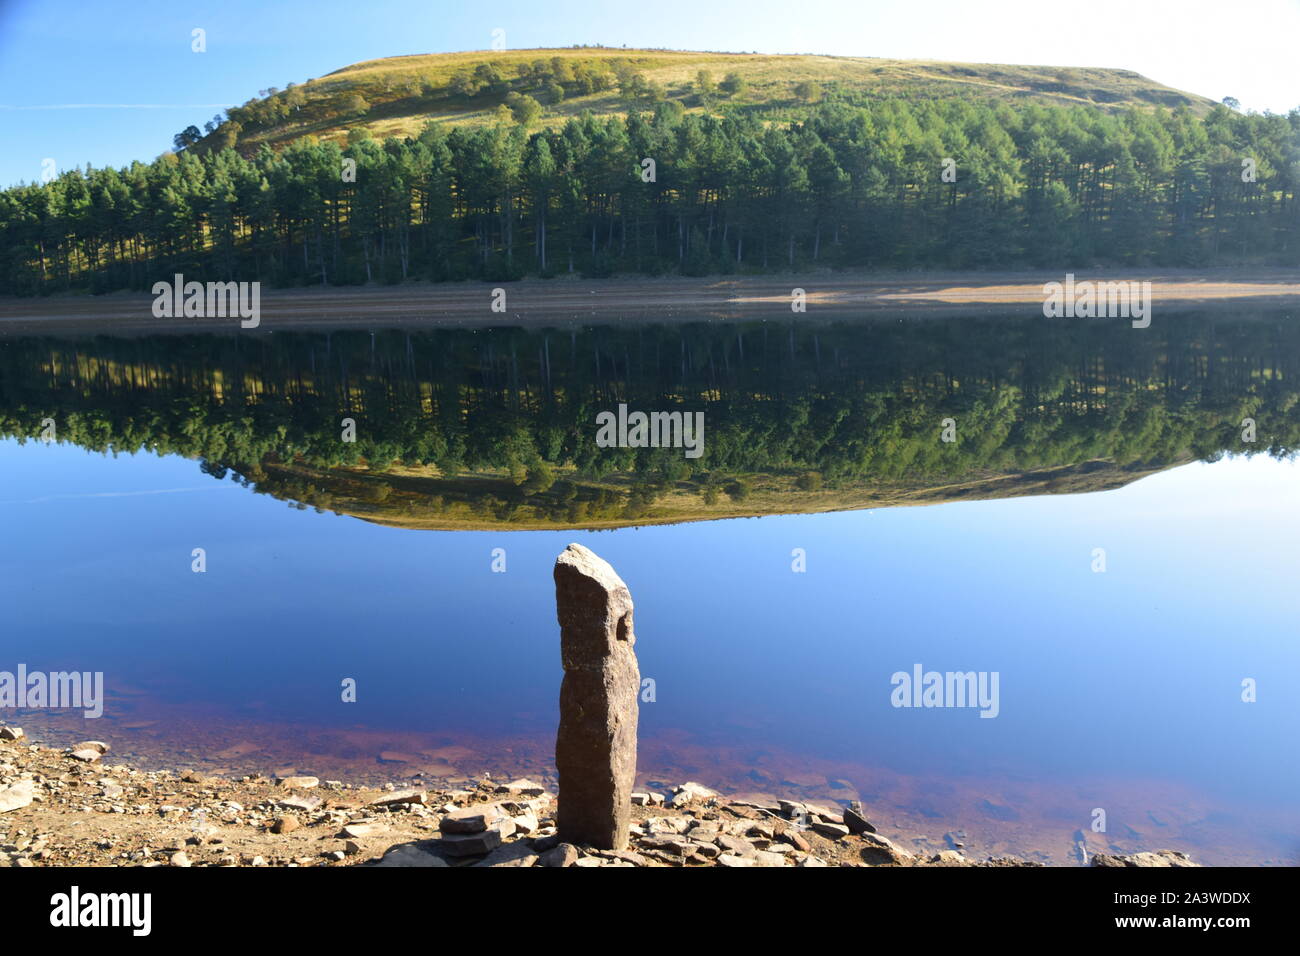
<box><xmin>187</xmin><ymin>46</ymin><xmax>1217</xmax><ymax>155</ymax></box>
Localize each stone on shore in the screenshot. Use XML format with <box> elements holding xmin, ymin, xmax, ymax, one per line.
<box><xmin>931</xmin><ymin>849</ymin><xmax>967</xmax><ymax>865</ymax></box>
<box><xmin>1090</xmin><ymin>849</ymin><xmax>1201</xmax><ymax>868</ymax></box>
<box><xmin>498</xmin><ymin>778</ymin><xmax>547</xmax><ymax>797</ymax></box>
<box><xmin>716</xmin><ymin>833</ymin><xmax>756</xmax><ymax>857</ymax></box>
<box><xmin>858</xmin><ymin>832</ymin><xmax>914</xmax><ymax>866</ymax></box>
<box><xmin>540</xmin><ymin>843</ymin><xmax>580</xmax><ymax>867</ymax></box>
<box><xmin>437</xmin><ymin>819</ymin><xmax>515</xmax><ymax>857</ymax></box>
<box><xmin>843</xmin><ymin>803</ymin><xmax>876</xmax><ymax>834</ymax></box>
<box><xmin>371</xmin><ymin>843</ymin><xmax>451</xmax><ymax>867</ymax></box>
<box><xmin>810</xmin><ymin>821</ymin><xmax>851</xmax><ymax>841</ymax></box>
<box><xmin>368</xmin><ymin>788</ymin><xmax>428</xmax><ymax>808</ymax></box>
<box><xmin>0</xmin><ymin>779</ymin><xmax>35</xmax><ymax>813</ymax></box>
<box><xmin>276</xmin><ymin>795</ymin><xmax>321</xmax><ymax>812</ymax></box>
<box><xmin>440</xmin><ymin>803</ymin><xmax>506</xmax><ymax>834</ymax></box>
<box><xmin>554</xmin><ymin>543</ymin><xmax>640</xmax><ymax>851</ymax></box>
<box><xmin>473</xmin><ymin>841</ymin><xmax>540</xmax><ymax>867</ymax></box>
<box><xmin>668</xmin><ymin>782</ymin><xmax>718</xmax><ymax>808</ymax></box>
<box><xmin>780</xmin><ymin>830</ymin><xmax>812</xmax><ymax>852</ymax></box>
<box><xmin>509</xmin><ymin>808</ymin><xmax>540</xmax><ymax>834</ymax></box>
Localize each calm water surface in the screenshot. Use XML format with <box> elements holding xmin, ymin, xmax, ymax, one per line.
<box><xmin>1</xmin><ymin>313</ymin><xmax>1297</xmax><ymax>865</ymax></box>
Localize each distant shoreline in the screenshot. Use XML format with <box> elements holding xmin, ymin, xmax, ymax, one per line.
<box><xmin>0</xmin><ymin>268</ymin><xmax>1297</xmax><ymax>335</ymax></box>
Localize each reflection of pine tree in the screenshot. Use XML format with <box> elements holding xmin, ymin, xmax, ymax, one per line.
<box><xmin>5</xmin><ymin>315</ymin><xmax>1300</xmax><ymax>525</ymax></box>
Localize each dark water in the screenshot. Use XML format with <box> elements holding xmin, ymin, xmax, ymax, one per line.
<box><xmin>1</xmin><ymin>311</ymin><xmax>1297</xmax><ymax>865</ymax></box>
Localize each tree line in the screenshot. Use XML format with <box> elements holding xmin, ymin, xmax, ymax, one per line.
<box><xmin>1</xmin><ymin>97</ymin><xmax>1297</xmax><ymax>295</ymax></box>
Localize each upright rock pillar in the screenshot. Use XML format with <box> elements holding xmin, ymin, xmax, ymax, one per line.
<box><xmin>553</xmin><ymin>543</ymin><xmax>639</xmax><ymax>850</ymax></box>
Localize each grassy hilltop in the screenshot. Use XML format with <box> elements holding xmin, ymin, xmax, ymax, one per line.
<box><xmin>194</xmin><ymin>47</ymin><xmax>1218</xmax><ymax>153</ymax></box>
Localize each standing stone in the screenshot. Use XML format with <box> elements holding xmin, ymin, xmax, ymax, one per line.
<box><xmin>554</xmin><ymin>543</ymin><xmax>639</xmax><ymax>850</ymax></box>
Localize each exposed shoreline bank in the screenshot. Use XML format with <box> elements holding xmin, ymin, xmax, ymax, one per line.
<box><xmin>0</xmin><ymin>728</ymin><xmax>1205</xmax><ymax>868</ymax></box>
<box><xmin>1</xmin><ymin>268</ymin><xmax>1297</xmax><ymax>335</ymax></box>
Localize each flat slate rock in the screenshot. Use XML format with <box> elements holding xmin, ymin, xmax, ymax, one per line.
<box><xmin>810</xmin><ymin>821</ymin><xmax>851</xmax><ymax>840</ymax></box>
<box><xmin>339</xmin><ymin>823</ymin><xmax>384</xmax><ymax>838</ymax></box>
<box><xmin>440</xmin><ymin>803</ymin><xmax>505</xmax><ymax>834</ymax></box>
<box><xmin>277</xmin><ymin>796</ymin><xmax>322</xmax><ymax>812</ymax></box>
<box><xmin>843</xmin><ymin>806</ymin><xmax>876</xmax><ymax>834</ymax></box>
<box><xmin>437</xmin><ymin>823</ymin><xmax>513</xmax><ymax>857</ymax></box>
<box><xmin>472</xmin><ymin>841</ymin><xmax>540</xmax><ymax>867</ymax></box>
<box><xmin>369</xmin><ymin>842</ymin><xmax>452</xmax><ymax>867</ymax></box>
<box><xmin>369</xmin><ymin>789</ymin><xmax>428</xmax><ymax>807</ymax></box>
<box><xmin>498</xmin><ymin>778</ymin><xmax>547</xmax><ymax>796</ymax></box>
<box><xmin>0</xmin><ymin>779</ymin><xmax>35</xmax><ymax>813</ymax></box>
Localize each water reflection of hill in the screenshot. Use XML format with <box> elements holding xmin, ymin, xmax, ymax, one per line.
<box><xmin>1</xmin><ymin>312</ymin><xmax>1293</xmax><ymax>529</ymax></box>
<box><xmin>261</xmin><ymin>456</ymin><xmax>1189</xmax><ymax>530</ymax></box>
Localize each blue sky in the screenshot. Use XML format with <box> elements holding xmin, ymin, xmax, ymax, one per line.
<box><xmin>1</xmin><ymin>0</ymin><xmax>1298</xmax><ymax>188</ymax></box>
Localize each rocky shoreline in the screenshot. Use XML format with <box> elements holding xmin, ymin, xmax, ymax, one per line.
<box><xmin>0</xmin><ymin>728</ymin><xmax>1201</xmax><ymax>868</ymax></box>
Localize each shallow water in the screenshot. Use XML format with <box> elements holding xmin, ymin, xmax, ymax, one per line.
<box><xmin>2</xmin><ymin>313</ymin><xmax>1297</xmax><ymax>865</ymax></box>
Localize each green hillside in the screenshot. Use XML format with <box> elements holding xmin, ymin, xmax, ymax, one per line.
<box><xmin>188</xmin><ymin>47</ymin><xmax>1218</xmax><ymax>154</ymax></box>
